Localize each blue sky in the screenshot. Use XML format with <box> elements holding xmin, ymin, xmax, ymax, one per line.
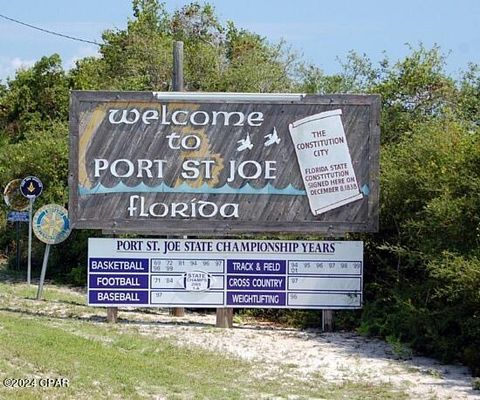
<box><xmin>0</xmin><ymin>0</ymin><xmax>479</xmax><ymax>81</ymax></box>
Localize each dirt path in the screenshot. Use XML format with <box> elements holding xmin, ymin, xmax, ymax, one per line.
<box><xmin>113</xmin><ymin>310</ymin><xmax>479</xmax><ymax>400</ymax></box>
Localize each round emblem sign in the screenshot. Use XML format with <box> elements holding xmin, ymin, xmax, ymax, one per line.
<box><xmin>20</xmin><ymin>176</ymin><xmax>43</xmax><ymax>199</ymax></box>
<box><xmin>3</xmin><ymin>179</ymin><xmax>29</xmax><ymax>211</ymax></box>
<box><xmin>33</xmin><ymin>204</ymin><xmax>71</xmax><ymax>245</ymax></box>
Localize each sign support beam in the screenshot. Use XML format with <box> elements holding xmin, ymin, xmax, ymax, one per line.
<box><xmin>106</xmin><ymin>307</ymin><xmax>118</xmax><ymax>323</ymax></box>
<box><xmin>169</xmin><ymin>40</ymin><xmax>186</xmax><ymax>318</ymax></box>
<box><xmin>15</xmin><ymin>221</ymin><xmax>20</xmax><ymax>271</ymax></box>
<box><xmin>216</xmin><ymin>308</ymin><xmax>233</xmax><ymax>328</ymax></box>
<box><xmin>19</xmin><ymin>176</ymin><xmax>43</xmax><ymax>285</ymax></box>
<box><xmin>106</xmin><ymin>232</ymin><xmax>119</xmax><ymax>322</ymax></box>
<box><xmin>27</xmin><ymin>197</ymin><xmax>34</xmax><ymax>285</ymax></box>
<box><xmin>36</xmin><ymin>244</ymin><xmax>51</xmax><ymax>300</ymax></box>
<box><xmin>322</xmin><ymin>310</ymin><xmax>334</xmax><ymax>332</ymax></box>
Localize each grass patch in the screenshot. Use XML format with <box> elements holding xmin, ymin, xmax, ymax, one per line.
<box><xmin>0</xmin><ymin>311</ymin><xmax>253</xmax><ymax>399</ymax></box>
<box><xmin>473</xmin><ymin>377</ymin><xmax>480</xmax><ymax>391</ymax></box>
<box><xmin>0</xmin><ymin>280</ymin><xmax>86</xmax><ymax>304</ymax></box>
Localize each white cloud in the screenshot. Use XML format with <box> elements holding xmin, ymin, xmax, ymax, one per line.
<box><xmin>64</xmin><ymin>45</ymin><xmax>100</xmax><ymax>71</ymax></box>
<box><xmin>0</xmin><ymin>46</ymin><xmax>101</xmax><ymax>82</ymax></box>
<box><xmin>0</xmin><ymin>57</ymin><xmax>35</xmax><ymax>81</ymax></box>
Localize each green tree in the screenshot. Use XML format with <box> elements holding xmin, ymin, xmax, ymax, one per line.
<box><xmin>71</xmin><ymin>0</ymin><xmax>297</xmax><ymax>93</ymax></box>
<box><xmin>0</xmin><ymin>55</ymin><xmax>69</xmax><ymax>140</ymax></box>
<box><xmin>456</xmin><ymin>63</ymin><xmax>480</xmax><ymax>126</ymax></box>
<box><xmin>299</xmin><ymin>45</ymin><xmax>459</xmax><ymax>143</ymax></box>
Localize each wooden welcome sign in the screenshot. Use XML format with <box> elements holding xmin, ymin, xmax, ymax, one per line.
<box><xmin>69</xmin><ymin>91</ymin><xmax>380</xmax><ymax>235</ymax></box>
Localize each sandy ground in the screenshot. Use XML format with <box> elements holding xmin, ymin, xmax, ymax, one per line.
<box><xmin>110</xmin><ymin>309</ymin><xmax>479</xmax><ymax>400</ymax></box>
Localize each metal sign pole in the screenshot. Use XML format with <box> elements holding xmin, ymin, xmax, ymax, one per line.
<box><xmin>15</xmin><ymin>221</ymin><xmax>20</xmax><ymax>270</ymax></box>
<box><xmin>19</xmin><ymin>176</ymin><xmax>43</xmax><ymax>285</ymax></box>
<box><xmin>27</xmin><ymin>197</ymin><xmax>34</xmax><ymax>285</ymax></box>
<box><xmin>36</xmin><ymin>244</ymin><xmax>51</xmax><ymax>300</ymax></box>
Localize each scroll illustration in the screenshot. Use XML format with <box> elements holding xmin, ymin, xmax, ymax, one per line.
<box><xmin>289</xmin><ymin>109</ymin><xmax>363</xmax><ymax>215</ymax></box>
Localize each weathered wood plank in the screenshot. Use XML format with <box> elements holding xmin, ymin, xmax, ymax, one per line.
<box><xmin>322</xmin><ymin>310</ymin><xmax>334</xmax><ymax>332</ymax></box>
<box><xmin>106</xmin><ymin>307</ymin><xmax>118</xmax><ymax>323</ymax></box>
<box><xmin>170</xmin><ymin>41</ymin><xmax>186</xmax><ymax>318</ymax></box>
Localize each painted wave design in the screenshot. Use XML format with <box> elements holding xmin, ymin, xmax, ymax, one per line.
<box><xmin>78</xmin><ymin>182</ymin><xmax>307</xmax><ymax>196</ymax></box>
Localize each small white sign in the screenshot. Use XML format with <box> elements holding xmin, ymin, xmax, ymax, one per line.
<box><xmin>183</xmin><ymin>271</ymin><xmax>211</xmax><ymax>291</ymax></box>
<box><xmin>289</xmin><ymin>109</ymin><xmax>363</xmax><ymax>215</ymax></box>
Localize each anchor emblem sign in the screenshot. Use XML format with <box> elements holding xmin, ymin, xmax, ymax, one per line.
<box><xmin>20</xmin><ymin>176</ymin><xmax>43</xmax><ymax>199</ymax></box>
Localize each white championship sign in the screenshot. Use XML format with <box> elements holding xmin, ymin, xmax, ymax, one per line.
<box><xmin>88</xmin><ymin>238</ymin><xmax>363</xmax><ymax>309</ymax></box>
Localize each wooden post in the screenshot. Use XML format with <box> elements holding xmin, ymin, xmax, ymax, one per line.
<box><xmin>169</xmin><ymin>307</ymin><xmax>185</xmax><ymax>317</ymax></box>
<box><xmin>169</xmin><ymin>40</ymin><xmax>185</xmax><ymax>318</ymax></box>
<box><xmin>216</xmin><ymin>308</ymin><xmax>233</xmax><ymax>328</ymax></box>
<box><xmin>106</xmin><ymin>307</ymin><xmax>118</xmax><ymax>323</ymax></box>
<box><xmin>107</xmin><ymin>232</ymin><xmax>119</xmax><ymax>322</ymax></box>
<box><xmin>172</xmin><ymin>41</ymin><xmax>184</xmax><ymax>91</ymax></box>
<box><xmin>322</xmin><ymin>310</ymin><xmax>334</xmax><ymax>332</ymax></box>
